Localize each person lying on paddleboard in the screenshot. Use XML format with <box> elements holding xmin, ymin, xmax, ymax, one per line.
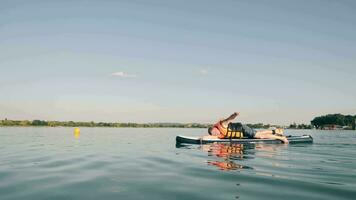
<box><xmin>206</xmin><ymin>112</ymin><xmax>289</xmax><ymax>144</ymax></box>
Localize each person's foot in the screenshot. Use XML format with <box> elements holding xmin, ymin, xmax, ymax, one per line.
<box><xmin>275</xmin><ymin>128</ymin><xmax>284</xmax><ymax>136</ymax></box>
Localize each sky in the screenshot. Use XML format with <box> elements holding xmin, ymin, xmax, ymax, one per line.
<box><xmin>0</xmin><ymin>0</ymin><xmax>356</xmax><ymax>125</ymax></box>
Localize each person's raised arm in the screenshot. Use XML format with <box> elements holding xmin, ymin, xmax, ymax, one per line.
<box><xmin>221</xmin><ymin>112</ymin><xmax>239</xmax><ymax>127</ymax></box>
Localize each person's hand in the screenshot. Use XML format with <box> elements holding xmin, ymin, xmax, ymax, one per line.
<box><xmin>234</xmin><ymin>112</ymin><xmax>240</xmax><ymax>116</ymax></box>
<box><xmin>282</xmin><ymin>137</ymin><xmax>289</xmax><ymax>144</ymax></box>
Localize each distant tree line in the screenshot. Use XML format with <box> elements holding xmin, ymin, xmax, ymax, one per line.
<box><xmin>245</xmin><ymin>123</ymin><xmax>280</xmax><ymax>129</ymax></box>
<box><xmin>2</xmin><ymin>115</ymin><xmax>354</xmax><ymax>130</ymax></box>
<box><xmin>0</xmin><ymin>118</ymin><xmax>211</xmax><ymax>128</ymax></box>
<box><xmin>311</xmin><ymin>114</ymin><xmax>356</xmax><ymax>129</ymax></box>
<box><xmin>288</xmin><ymin>123</ymin><xmax>312</xmax><ymax>129</ymax></box>
<box><xmin>0</xmin><ymin>118</ymin><xmax>281</xmax><ymax>129</ymax></box>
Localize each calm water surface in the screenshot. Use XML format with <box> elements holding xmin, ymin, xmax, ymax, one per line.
<box><xmin>0</xmin><ymin>128</ymin><xmax>355</xmax><ymax>200</ymax></box>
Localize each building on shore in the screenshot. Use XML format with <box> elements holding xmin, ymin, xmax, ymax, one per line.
<box><xmin>321</xmin><ymin>124</ymin><xmax>343</xmax><ymax>130</ymax></box>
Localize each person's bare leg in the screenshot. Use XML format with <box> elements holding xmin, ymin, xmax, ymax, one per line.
<box><xmin>256</xmin><ymin>128</ymin><xmax>284</xmax><ymax>136</ymax></box>
<box><xmin>202</xmin><ymin>135</ymin><xmax>219</xmax><ymax>140</ymax></box>
<box><xmin>255</xmin><ymin>131</ymin><xmax>289</xmax><ymax>144</ymax></box>
<box><xmin>255</xmin><ymin>130</ymin><xmax>273</xmax><ymax>134</ymax></box>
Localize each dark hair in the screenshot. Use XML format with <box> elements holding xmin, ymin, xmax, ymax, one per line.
<box><xmin>208</xmin><ymin>127</ymin><xmax>213</xmax><ymax>135</ymax></box>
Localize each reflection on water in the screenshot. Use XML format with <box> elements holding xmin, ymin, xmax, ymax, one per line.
<box><xmin>179</xmin><ymin>142</ymin><xmax>289</xmax><ymax>171</ymax></box>
<box><xmin>203</xmin><ymin>143</ymin><xmax>249</xmax><ymax>170</ymax></box>
<box><xmin>174</xmin><ymin>136</ymin><xmax>356</xmax><ymax>199</ymax></box>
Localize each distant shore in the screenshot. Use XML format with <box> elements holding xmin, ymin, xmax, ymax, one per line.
<box><xmin>0</xmin><ymin>119</ymin><xmax>283</xmax><ymax>129</ymax></box>
<box><xmin>0</xmin><ymin>119</ymin><xmax>209</xmax><ymax>128</ymax></box>
<box><xmin>1</xmin><ymin>113</ymin><xmax>354</xmax><ymax>130</ymax></box>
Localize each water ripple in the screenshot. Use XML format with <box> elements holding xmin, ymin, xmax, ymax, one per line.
<box><xmin>0</xmin><ymin>128</ymin><xmax>356</xmax><ymax>200</ymax></box>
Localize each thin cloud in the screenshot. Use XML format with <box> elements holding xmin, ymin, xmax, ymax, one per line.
<box><xmin>110</xmin><ymin>71</ymin><xmax>137</xmax><ymax>78</ymax></box>
<box><xmin>199</xmin><ymin>69</ymin><xmax>208</xmax><ymax>75</ymax></box>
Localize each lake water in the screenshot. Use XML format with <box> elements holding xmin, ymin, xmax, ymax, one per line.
<box><xmin>0</xmin><ymin>128</ymin><xmax>355</xmax><ymax>200</ymax></box>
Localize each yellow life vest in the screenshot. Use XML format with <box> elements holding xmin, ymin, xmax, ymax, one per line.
<box><xmin>223</xmin><ymin>123</ymin><xmax>244</xmax><ymax>139</ymax></box>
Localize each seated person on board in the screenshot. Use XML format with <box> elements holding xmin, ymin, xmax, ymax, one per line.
<box><xmin>205</xmin><ymin>112</ymin><xmax>289</xmax><ymax>144</ymax></box>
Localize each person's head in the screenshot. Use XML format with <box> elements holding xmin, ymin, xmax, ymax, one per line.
<box><xmin>208</xmin><ymin>126</ymin><xmax>220</xmax><ymax>136</ymax></box>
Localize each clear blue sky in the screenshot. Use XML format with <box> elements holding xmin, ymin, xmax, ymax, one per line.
<box><xmin>1</xmin><ymin>0</ymin><xmax>355</xmax><ymax>124</ymax></box>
